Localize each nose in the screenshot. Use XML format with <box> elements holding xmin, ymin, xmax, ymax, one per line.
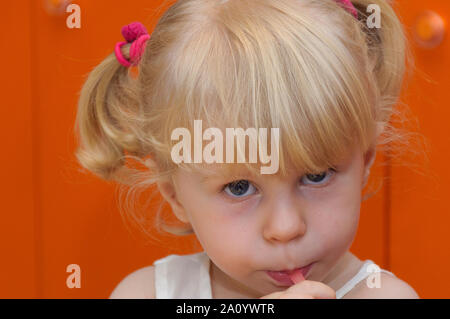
<box><xmin>262</xmin><ymin>192</ymin><xmax>306</xmax><ymax>243</ymax></box>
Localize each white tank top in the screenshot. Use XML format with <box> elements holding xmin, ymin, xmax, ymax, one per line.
<box><xmin>153</xmin><ymin>251</ymin><xmax>396</xmax><ymax>299</ymax></box>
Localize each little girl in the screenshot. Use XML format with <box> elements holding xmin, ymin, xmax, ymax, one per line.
<box><xmin>75</xmin><ymin>0</ymin><xmax>419</xmax><ymax>298</ymax></box>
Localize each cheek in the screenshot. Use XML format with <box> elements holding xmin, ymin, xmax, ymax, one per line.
<box><xmin>309</xmin><ymin>189</ymin><xmax>361</xmax><ymax>251</ymax></box>
<box><xmin>195</xmin><ymin>194</ymin><xmax>257</xmax><ymax>240</ymax></box>
<box><xmin>189</xmin><ymin>203</ymin><xmax>257</xmax><ymax>275</ymax></box>
<box><xmin>197</xmin><ymin>223</ymin><xmax>254</xmax><ymax>277</ymax></box>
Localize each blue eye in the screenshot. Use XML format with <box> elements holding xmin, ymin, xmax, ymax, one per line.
<box><xmin>301</xmin><ymin>168</ymin><xmax>336</xmax><ymax>186</ymax></box>
<box><xmin>223</xmin><ymin>180</ymin><xmax>257</xmax><ymax>198</ymax></box>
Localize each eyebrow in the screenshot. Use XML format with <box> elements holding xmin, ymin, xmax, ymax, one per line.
<box><xmin>198</xmin><ymin>168</ymin><xmax>256</xmax><ymax>184</ymax></box>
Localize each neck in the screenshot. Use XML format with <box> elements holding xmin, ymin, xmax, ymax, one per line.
<box><xmin>321</xmin><ymin>251</ymin><xmax>364</xmax><ymax>292</ymax></box>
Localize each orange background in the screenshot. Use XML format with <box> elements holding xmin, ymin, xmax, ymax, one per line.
<box><xmin>1</xmin><ymin>0</ymin><xmax>448</xmax><ymax>298</ymax></box>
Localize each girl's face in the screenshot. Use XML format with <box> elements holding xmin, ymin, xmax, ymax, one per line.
<box><xmin>160</xmin><ymin>143</ymin><xmax>375</xmax><ymax>298</ymax></box>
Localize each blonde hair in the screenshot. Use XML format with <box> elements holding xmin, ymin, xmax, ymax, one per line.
<box><xmin>74</xmin><ymin>0</ymin><xmax>420</xmax><ymax>243</ymax></box>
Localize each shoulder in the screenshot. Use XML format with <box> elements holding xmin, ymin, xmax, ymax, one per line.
<box><xmin>345</xmin><ymin>272</ymin><xmax>420</xmax><ymax>299</ymax></box>
<box><xmin>109</xmin><ymin>265</ymin><xmax>155</xmax><ymax>299</ymax></box>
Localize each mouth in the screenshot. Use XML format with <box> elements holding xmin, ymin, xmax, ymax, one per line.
<box><xmin>265</xmin><ymin>263</ymin><xmax>314</xmax><ymax>286</ymax></box>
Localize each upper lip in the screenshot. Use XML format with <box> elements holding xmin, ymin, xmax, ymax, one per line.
<box><xmin>268</xmin><ymin>262</ymin><xmax>313</xmax><ymax>272</ymax></box>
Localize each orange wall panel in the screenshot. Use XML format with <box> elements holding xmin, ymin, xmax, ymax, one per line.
<box><xmin>0</xmin><ymin>0</ymin><xmax>36</xmax><ymax>298</ymax></box>
<box><xmin>391</xmin><ymin>0</ymin><xmax>450</xmax><ymax>299</ymax></box>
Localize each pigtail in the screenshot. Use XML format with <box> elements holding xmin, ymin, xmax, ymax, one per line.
<box><xmin>352</xmin><ymin>0</ymin><xmax>414</xmax><ymax>123</ymax></box>
<box><xmin>74</xmin><ymin>48</ymin><xmax>146</xmax><ymax>183</ymax></box>
<box><xmin>351</xmin><ymin>0</ymin><xmax>429</xmax><ymax>197</ymax></box>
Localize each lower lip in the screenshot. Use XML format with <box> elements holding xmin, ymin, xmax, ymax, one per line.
<box><xmin>266</xmin><ymin>263</ymin><xmax>314</xmax><ymax>286</ymax></box>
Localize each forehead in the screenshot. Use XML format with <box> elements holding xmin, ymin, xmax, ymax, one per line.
<box><xmin>177</xmin><ymin>143</ymin><xmax>361</xmax><ymax>182</ymax></box>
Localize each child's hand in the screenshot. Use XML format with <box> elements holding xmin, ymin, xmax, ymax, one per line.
<box><xmin>259</xmin><ymin>280</ymin><xmax>336</xmax><ymax>299</ymax></box>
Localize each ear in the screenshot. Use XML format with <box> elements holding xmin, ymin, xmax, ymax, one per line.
<box><xmin>362</xmin><ymin>145</ymin><xmax>376</xmax><ymax>188</ymax></box>
<box><xmin>156</xmin><ymin>176</ymin><xmax>191</xmax><ymax>224</ymax></box>
<box><xmin>362</xmin><ymin>122</ymin><xmax>384</xmax><ymax>188</ymax></box>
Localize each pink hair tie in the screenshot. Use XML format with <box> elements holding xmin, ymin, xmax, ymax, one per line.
<box><xmin>335</xmin><ymin>0</ymin><xmax>358</xmax><ymax>19</ymax></box>
<box><xmin>114</xmin><ymin>3</ymin><xmax>355</xmax><ymax>67</ymax></box>
<box><xmin>115</xmin><ymin>22</ymin><xmax>150</xmax><ymax>68</ymax></box>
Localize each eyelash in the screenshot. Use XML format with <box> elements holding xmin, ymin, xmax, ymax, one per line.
<box><xmin>221</xmin><ymin>168</ymin><xmax>338</xmax><ymax>199</ymax></box>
